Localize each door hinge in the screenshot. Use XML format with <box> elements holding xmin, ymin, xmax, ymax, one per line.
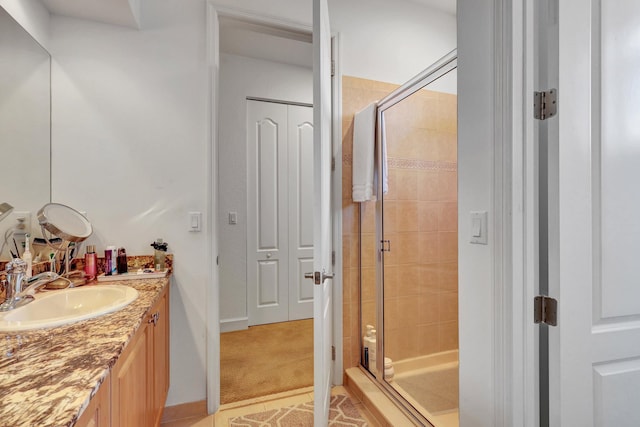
<box><xmin>331</xmin><ymin>250</ymin><xmax>336</xmax><ymax>266</ymax></box>
<box><xmin>534</xmin><ymin>295</ymin><xmax>558</xmax><ymax>326</ymax></box>
<box><xmin>332</xmin><ymin>345</ymin><xmax>336</xmax><ymax>361</ymax></box>
<box><xmin>534</xmin><ymin>88</ymin><xmax>558</xmax><ymax>120</ymax></box>
<box><xmin>331</xmin><ymin>156</ymin><xmax>336</xmax><ymax>171</ymax></box>
<box><xmin>331</xmin><ymin>60</ymin><xmax>335</xmax><ymax>77</ymax></box>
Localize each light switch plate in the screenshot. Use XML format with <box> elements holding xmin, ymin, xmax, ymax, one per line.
<box><xmin>12</xmin><ymin>211</ymin><xmax>31</xmax><ymax>235</ymax></box>
<box><xmin>189</xmin><ymin>211</ymin><xmax>202</xmax><ymax>232</ymax></box>
<box><xmin>470</xmin><ymin>211</ymin><xmax>488</xmax><ymax>245</ymax></box>
<box><xmin>228</xmin><ymin>212</ymin><xmax>237</xmax><ymax>225</ymax></box>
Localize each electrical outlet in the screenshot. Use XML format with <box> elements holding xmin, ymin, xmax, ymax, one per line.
<box><xmin>12</xmin><ymin>211</ymin><xmax>31</xmax><ymax>235</ymax></box>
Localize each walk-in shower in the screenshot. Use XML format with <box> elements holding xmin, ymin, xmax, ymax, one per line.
<box><xmin>359</xmin><ymin>50</ymin><xmax>458</xmax><ymax>427</ymax></box>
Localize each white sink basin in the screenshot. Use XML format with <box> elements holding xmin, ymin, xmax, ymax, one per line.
<box><xmin>0</xmin><ymin>285</ymin><xmax>138</xmax><ymax>332</ymax></box>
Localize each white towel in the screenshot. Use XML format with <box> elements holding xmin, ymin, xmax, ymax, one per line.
<box><xmin>352</xmin><ymin>102</ymin><xmax>377</xmax><ymax>202</ymax></box>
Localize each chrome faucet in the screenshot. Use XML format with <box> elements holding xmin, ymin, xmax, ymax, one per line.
<box><xmin>0</xmin><ymin>259</ymin><xmax>64</xmax><ymax>311</ymax></box>
<box><xmin>0</xmin><ymin>258</ymin><xmax>30</xmax><ymax>311</ymax></box>
<box><xmin>20</xmin><ymin>272</ymin><xmax>63</xmax><ymax>296</ymax></box>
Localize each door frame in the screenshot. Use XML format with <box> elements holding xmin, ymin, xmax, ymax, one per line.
<box><xmin>497</xmin><ymin>0</ymin><xmax>538</xmax><ymax>425</ymax></box>
<box><xmin>459</xmin><ymin>0</ymin><xmax>537</xmax><ymax>425</ymax></box>
<box><xmin>205</xmin><ymin>2</ymin><xmax>343</xmax><ymax>413</ymax></box>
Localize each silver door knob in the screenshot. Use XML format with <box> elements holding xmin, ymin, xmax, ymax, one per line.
<box><xmin>322</xmin><ymin>271</ymin><xmax>335</xmax><ymax>281</ymax></box>
<box><xmin>305</xmin><ymin>270</ymin><xmax>334</xmax><ymax>285</ymax></box>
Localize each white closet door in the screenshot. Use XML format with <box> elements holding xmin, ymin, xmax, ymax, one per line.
<box><xmin>247</xmin><ymin>100</ymin><xmax>289</xmax><ymax>326</ymax></box>
<box><xmin>288</xmin><ymin>105</ymin><xmax>315</xmax><ymax>321</ymax></box>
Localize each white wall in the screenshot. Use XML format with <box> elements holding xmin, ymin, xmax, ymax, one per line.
<box><xmin>50</xmin><ymin>0</ymin><xmax>208</xmax><ymax>406</ymax></box>
<box><xmin>457</xmin><ymin>0</ymin><xmax>497</xmax><ymax>425</ymax></box>
<box><xmin>218</xmin><ymin>53</ymin><xmax>312</xmax><ymax>329</ymax></box>
<box><xmin>0</xmin><ymin>0</ymin><xmax>50</xmax><ymax>49</ymax></box>
<box><xmin>329</xmin><ymin>0</ymin><xmax>456</xmax><ymax>86</ymax></box>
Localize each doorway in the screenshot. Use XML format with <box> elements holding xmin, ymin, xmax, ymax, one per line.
<box><xmin>216</xmin><ymin>14</ymin><xmax>316</xmax><ymax>405</ymax></box>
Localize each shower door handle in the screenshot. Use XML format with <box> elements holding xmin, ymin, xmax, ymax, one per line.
<box><xmin>305</xmin><ymin>270</ymin><xmax>334</xmax><ymax>285</ymax></box>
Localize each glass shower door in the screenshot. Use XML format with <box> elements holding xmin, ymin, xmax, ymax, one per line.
<box><xmin>372</xmin><ymin>52</ymin><xmax>458</xmax><ymax>426</ymax></box>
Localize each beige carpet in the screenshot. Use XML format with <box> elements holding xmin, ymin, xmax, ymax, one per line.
<box><xmin>221</xmin><ymin>319</ymin><xmax>314</xmax><ymax>404</ymax></box>
<box><xmin>229</xmin><ymin>394</ymin><xmax>368</xmax><ymax>426</ymax></box>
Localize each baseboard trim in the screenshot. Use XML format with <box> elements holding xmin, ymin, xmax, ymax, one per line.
<box><xmin>220</xmin><ymin>316</ymin><xmax>248</xmax><ymax>332</ymax></box>
<box><xmin>161</xmin><ymin>400</ymin><xmax>208</xmax><ymax>423</ymax></box>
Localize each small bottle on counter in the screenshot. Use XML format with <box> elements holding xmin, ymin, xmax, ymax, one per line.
<box><xmin>84</xmin><ymin>245</ymin><xmax>97</xmax><ymax>280</ymax></box>
<box><xmin>104</xmin><ymin>247</ymin><xmax>113</xmax><ymax>276</ymax></box>
<box><xmin>117</xmin><ymin>247</ymin><xmax>128</xmax><ymax>274</ymax></box>
<box><xmin>105</xmin><ymin>246</ymin><xmax>118</xmax><ymax>275</ymax></box>
<box><xmin>22</xmin><ymin>234</ymin><xmax>32</xmax><ymax>278</ymax></box>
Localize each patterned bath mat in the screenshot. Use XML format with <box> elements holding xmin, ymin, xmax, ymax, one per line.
<box><xmin>229</xmin><ymin>394</ymin><xmax>368</xmax><ymax>426</ymax></box>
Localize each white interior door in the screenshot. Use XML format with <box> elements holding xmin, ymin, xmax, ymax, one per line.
<box><xmin>247</xmin><ymin>100</ymin><xmax>289</xmax><ymax>326</ymax></box>
<box><xmin>288</xmin><ymin>105</ymin><xmax>315</xmax><ymax>321</ymax></box>
<box><xmin>312</xmin><ymin>0</ymin><xmax>334</xmax><ymax>424</ymax></box>
<box><xmin>548</xmin><ymin>1</ymin><xmax>640</xmax><ymax>425</ymax></box>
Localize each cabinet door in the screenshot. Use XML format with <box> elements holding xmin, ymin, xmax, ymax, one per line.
<box><xmin>151</xmin><ymin>287</ymin><xmax>170</xmax><ymax>426</ymax></box>
<box><xmin>76</xmin><ymin>376</ymin><xmax>111</xmax><ymax>427</ymax></box>
<box><xmin>112</xmin><ymin>324</ymin><xmax>151</xmax><ymax>427</ymax></box>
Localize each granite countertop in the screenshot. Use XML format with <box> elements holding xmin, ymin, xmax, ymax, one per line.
<box><xmin>0</xmin><ymin>276</ymin><xmax>170</xmax><ymax>427</ymax></box>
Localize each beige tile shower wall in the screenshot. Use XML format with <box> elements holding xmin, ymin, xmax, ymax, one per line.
<box><xmin>341</xmin><ymin>76</ymin><xmax>458</xmax><ymax>374</ymax></box>
<box><xmin>382</xmin><ymin>87</ymin><xmax>458</xmax><ymax>363</ymax></box>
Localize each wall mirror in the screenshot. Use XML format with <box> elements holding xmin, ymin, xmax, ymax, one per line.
<box><xmin>0</xmin><ymin>6</ymin><xmax>51</xmax><ymax>260</ymax></box>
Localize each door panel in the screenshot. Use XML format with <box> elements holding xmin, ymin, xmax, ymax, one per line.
<box><xmin>247</xmin><ymin>101</ymin><xmax>288</xmax><ymax>325</ymax></box>
<box><xmin>313</xmin><ymin>0</ymin><xmax>334</xmax><ymax>423</ymax></box>
<box><xmin>289</xmin><ymin>105</ymin><xmax>315</xmax><ymax>320</ymax></box>
<box><xmin>549</xmin><ymin>1</ymin><xmax>640</xmax><ymax>425</ymax></box>
<box><xmin>599</xmin><ymin>1</ymin><xmax>640</xmax><ymax>318</ymax></box>
<box><xmin>258</xmin><ymin>118</ymin><xmax>280</xmax><ymax>250</ymax></box>
<box><xmin>258</xmin><ymin>260</ymin><xmax>280</xmax><ymax>306</ymax></box>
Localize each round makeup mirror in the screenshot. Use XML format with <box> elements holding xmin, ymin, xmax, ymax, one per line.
<box><xmin>38</xmin><ymin>203</ymin><xmax>92</xmax><ymax>243</ymax></box>
<box><xmin>38</xmin><ymin>203</ymin><xmax>92</xmax><ymax>280</ymax></box>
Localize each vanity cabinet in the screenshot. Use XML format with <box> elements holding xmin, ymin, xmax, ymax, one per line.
<box><xmin>150</xmin><ymin>286</ymin><xmax>170</xmax><ymax>426</ymax></box>
<box><xmin>110</xmin><ymin>285</ymin><xmax>170</xmax><ymax>427</ymax></box>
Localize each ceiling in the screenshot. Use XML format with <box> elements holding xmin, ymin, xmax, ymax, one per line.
<box><xmin>406</xmin><ymin>0</ymin><xmax>456</xmax><ymax>15</ymax></box>
<box><xmin>41</xmin><ymin>0</ymin><xmax>141</xmax><ymax>29</ymax></box>
<box><xmin>39</xmin><ymin>0</ymin><xmax>456</xmax><ymax>32</ymax></box>
<box><xmin>219</xmin><ymin>17</ymin><xmax>313</xmax><ymax>68</ymax></box>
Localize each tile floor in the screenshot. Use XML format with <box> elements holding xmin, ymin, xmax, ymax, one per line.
<box><xmin>161</xmin><ymin>386</ymin><xmax>381</xmax><ymax>427</ymax></box>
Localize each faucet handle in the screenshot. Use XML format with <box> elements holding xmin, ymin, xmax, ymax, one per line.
<box><xmin>6</xmin><ymin>258</ymin><xmax>27</xmax><ymax>274</ymax></box>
